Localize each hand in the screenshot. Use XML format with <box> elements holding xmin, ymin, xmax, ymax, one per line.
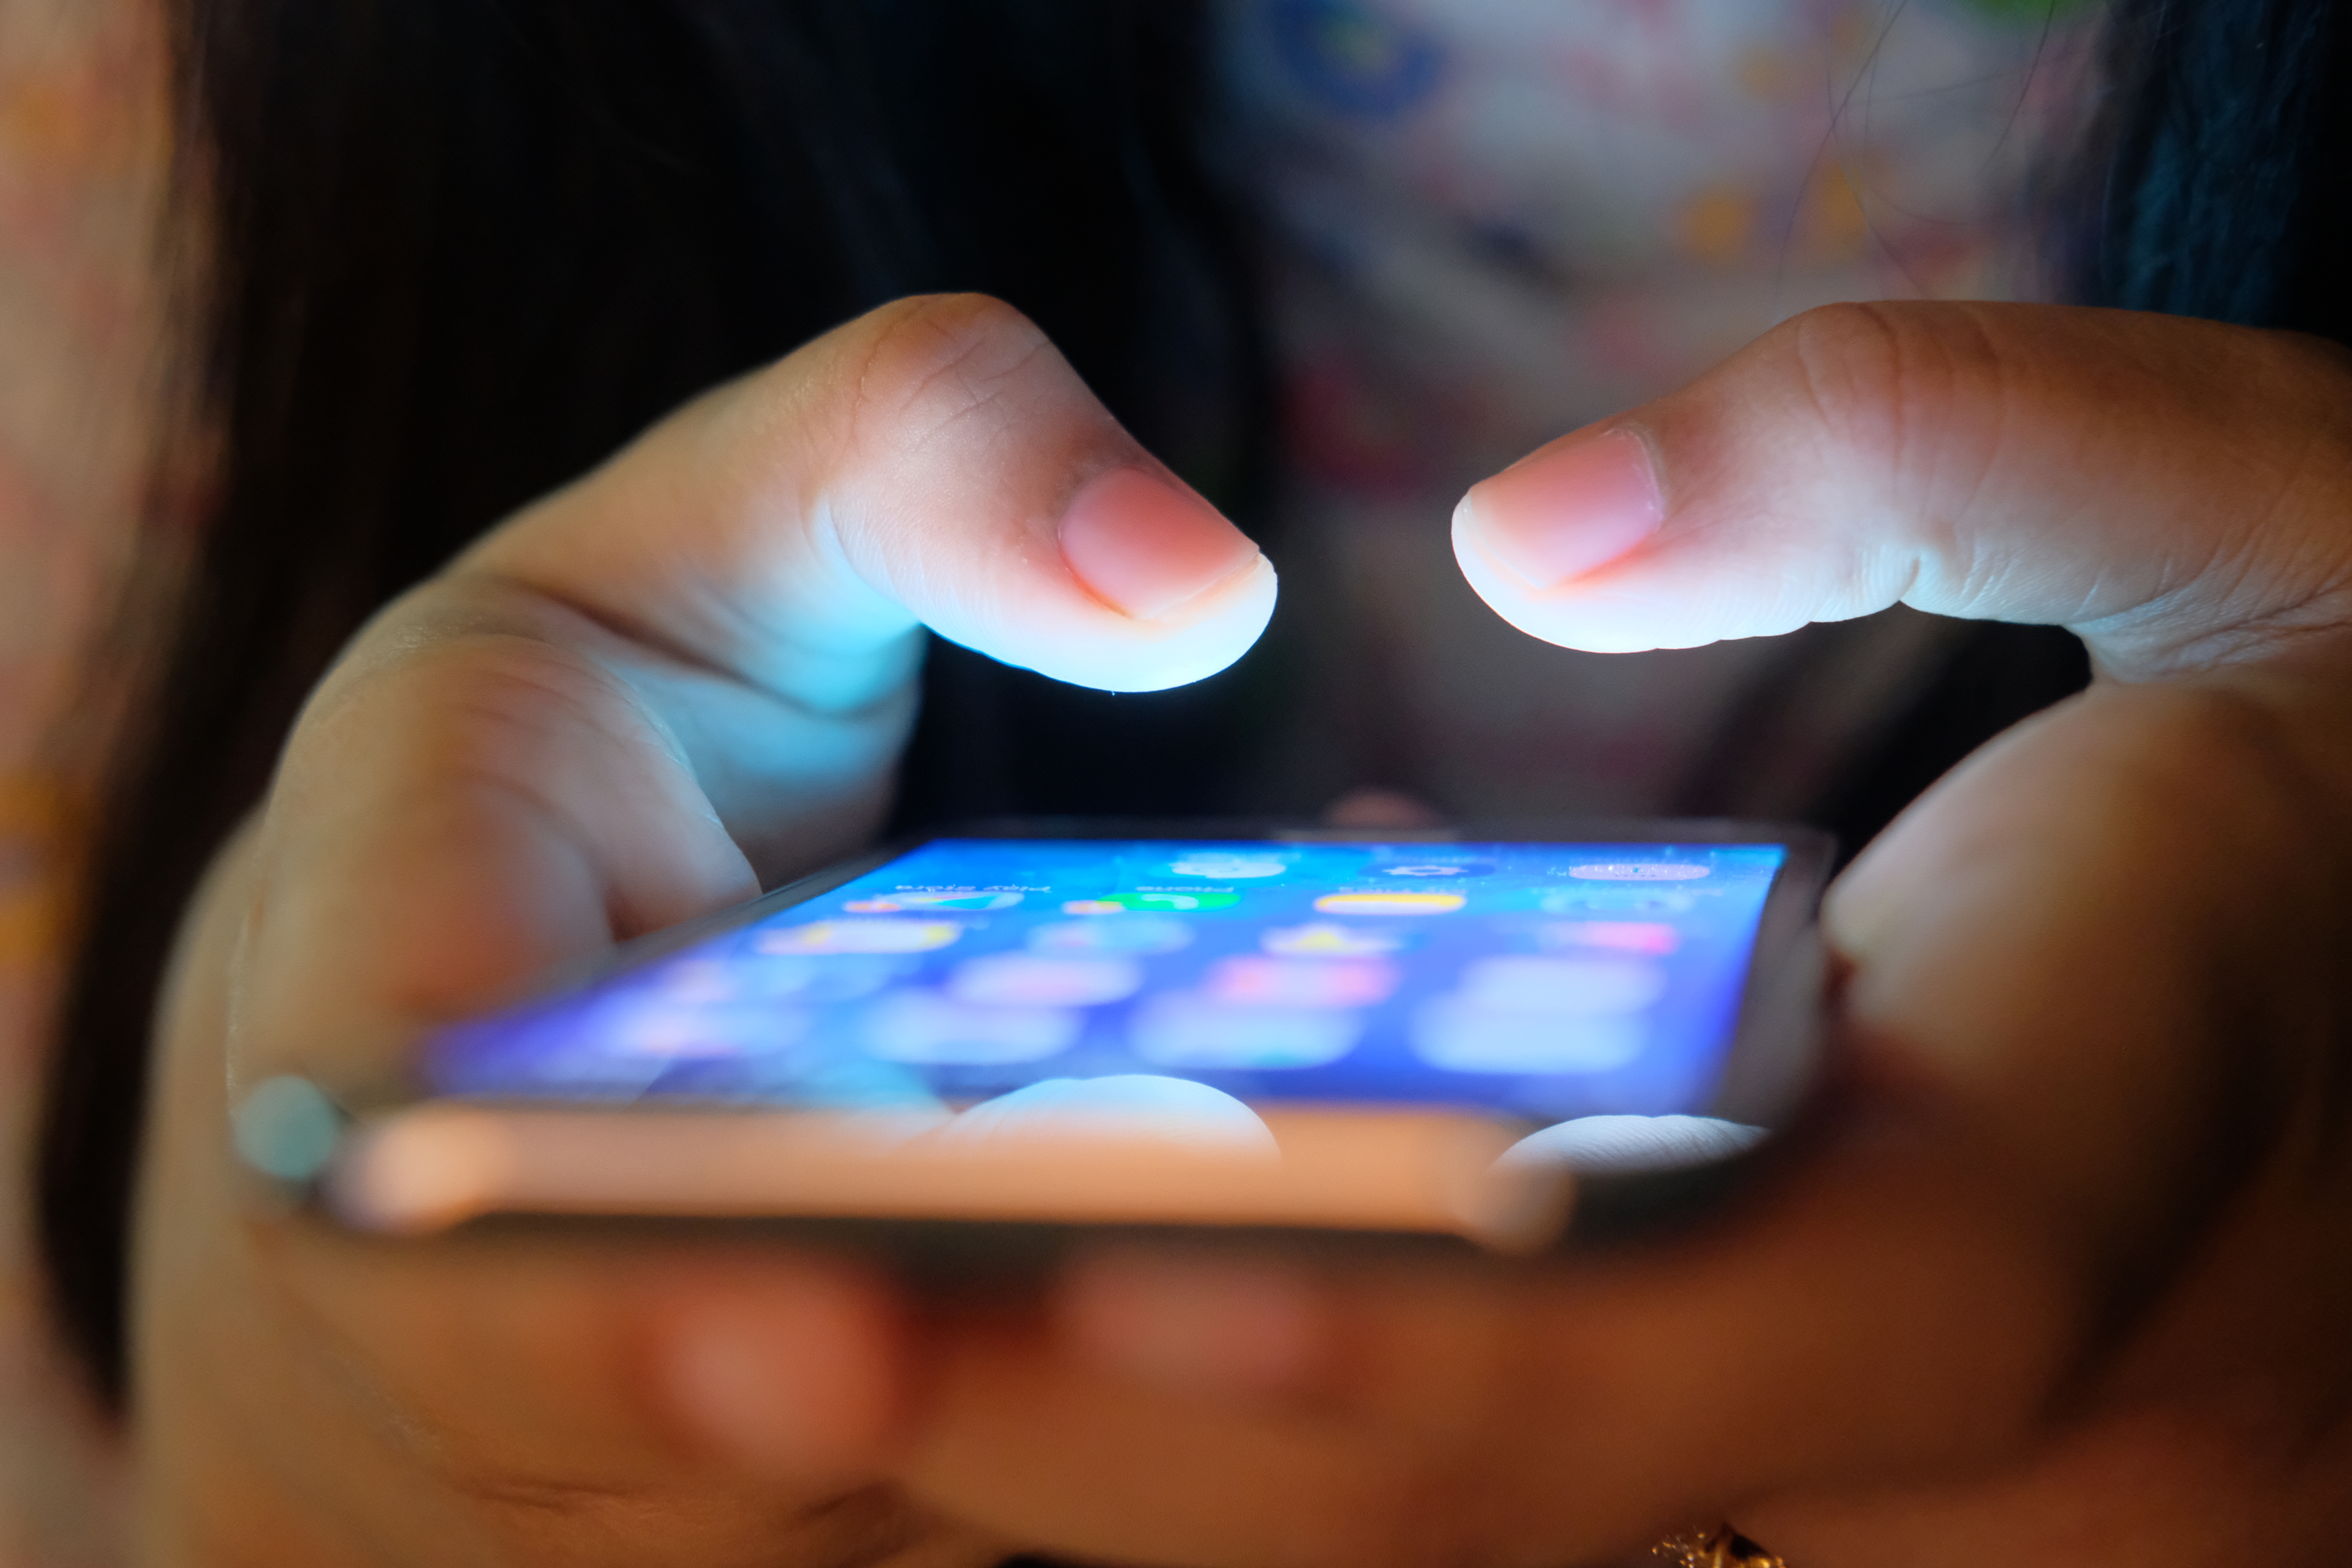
<box><xmin>668</xmin><ymin>305</ymin><xmax>2352</xmax><ymax>1566</ymax></box>
<box><xmin>132</xmin><ymin>294</ymin><xmax>1274</xmax><ymax>1567</ymax></box>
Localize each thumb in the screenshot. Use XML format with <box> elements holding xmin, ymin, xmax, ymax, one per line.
<box><xmin>1452</xmin><ymin>302</ymin><xmax>2352</xmax><ymax>678</ymax></box>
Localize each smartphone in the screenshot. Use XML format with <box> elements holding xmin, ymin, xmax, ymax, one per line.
<box><xmin>240</xmin><ymin>820</ymin><xmax>1831</xmax><ymax>1256</ymax></box>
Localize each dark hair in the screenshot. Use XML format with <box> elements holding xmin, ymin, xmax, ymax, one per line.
<box><xmin>34</xmin><ymin>0</ymin><xmax>2352</xmax><ymax>1409</ymax></box>
<box><xmin>2098</xmin><ymin>0</ymin><xmax>2350</xmax><ymax>334</ymax></box>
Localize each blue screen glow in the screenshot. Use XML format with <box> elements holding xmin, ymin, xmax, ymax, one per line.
<box><xmin>425</xmin><ymin>838</ymin><xmax>1789</xmax><ymax>1126</ymax></box>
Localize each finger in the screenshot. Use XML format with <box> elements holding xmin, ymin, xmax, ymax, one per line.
<box><xmin>875</xmin><ymin>670</ymin><xmax>2352</xmax><ymax>1564</ymax></box>
<box><xmin>884</xmin><ymin>1127</ymin><xmax>2096</xmax><ymax>1568</ymax></box>
<box><xmin>467</xmin><ymin>290</ymin><xmax>1274</xmax><ymax>702</ymax></box>
<box><xmin>158</xmin><ymin>294</ymin><xmax>1276</xmax><ymax>1544</ymax></box>
<box><xmin>237</xmin><ymin>292</ymin><xmax>1273</xmax><ymax>1078</ymax></box>
<box><xmin>1451</xmin><ymin>303</ymin><xmax>2352</xmax><ymax>676</ymax></box>
<box><xmin>141</xmin><ymin>844</ymin><xmax>942</xmax><ymax>1563</ymax></box>
<box><xmin>651</xmin><ymin>1259</ymin><xmax>912</xmax><ymax>1487</ymax></box>
<box><xmin>240</xmin><ymin>597</ymin><xmax>765</xmax><ymax>1079</ymax></box>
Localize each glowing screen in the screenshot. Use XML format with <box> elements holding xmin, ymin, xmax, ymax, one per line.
<box><xmin>425</xmin><ymin>838</ymin><xmax>1790</xmax><ymax>1125</ymax></box>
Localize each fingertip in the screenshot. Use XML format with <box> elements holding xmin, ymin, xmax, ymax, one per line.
<box><xmin>1058</xmin><ymin>466</ymin><xmax>1263</xmax><ymax>622</ymax></box>
<box><xmin>651</xmin><ymin>1261</ymin><xmax>911</xmax><ymax>1485</ymax></box>
<box><xmin>1455</xmin><ymin>497</ymin><xmax>1753</xmax><ymax>656</ymax></box>
<box><xmin>1456</xmin><ymin>428</ymin><xmax>1664</xmax><ymax>593</ymax></box>
<box><xmin>1038</xmin><ymin>464</ymin><xmax>1276</xmax><ymax>690</ymax></box>
<box><xmin>1451</xmin><ymin>430</ymin><xmax>1686</xmax><ymax>654</ymax></box>
<box><xmin>1106</xmin><ymin>550</ymin><xmax>1281</xmax><ymax>691</ymax></box>
<box><xmin>1450</xmin><ymin>503</ymin><xmax>1625</xmax><ymax>652</ymax></box>
<box><xmin>1001</xmin><ymin>548</ymin><xmax>1278</xmax><ymax>694</ymax></box>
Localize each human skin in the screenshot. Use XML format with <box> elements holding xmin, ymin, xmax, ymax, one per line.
<box><xmin>129</xmin><ymin>296</ymin><xmax>2352</xmax><ymax>1566</ymax></box>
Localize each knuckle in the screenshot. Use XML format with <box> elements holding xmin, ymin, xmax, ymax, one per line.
<box><xmin>291</xmin><ymin>619</ymin><xmax>663</xmax><ymax>805</ymax></box>
<box><xmin>889</xmin><ymin>289</ymin><xmax>1039</xmax><ymax>348</ymax></box>
<box><xmin>1774</xmin><ymin>301</ymin><xmax>2010</xmax><ymax>440</ymax></box>
<box><xmin>1776</xmin><ymin>301</ymin><xmax>1927</xmax><ymax>443</ymax></box>
<box><xmin>844</xmin><ymin>291</ymin><xmax>1059</xmax><ymax>443</ymax></box>
<box><xmin>1768</xmin><ymin>301</ymin><xmax>2015</xmax><ymax>597</ymax></box>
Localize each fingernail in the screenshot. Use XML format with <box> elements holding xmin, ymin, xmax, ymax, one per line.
<box><xmin>1058</xmin><ymin>466</ymin><xmax>1262</xmax><ymax>620</ymax></box>
<box><xmin>1457</xmin><ymin>426</ymin><xmax>1664</xmax><ymax>590</ymax></box>
<box><xmin>1060</xmin><ymin>1252</ymin><xmax>1328</xmax><ymax>1399</ymax></box>
<box><xmin>655</xmin><ymin>1277</ymin><xmax>896</xmax><ymax>1482</ymax></box>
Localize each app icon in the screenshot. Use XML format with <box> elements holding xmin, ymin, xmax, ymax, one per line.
<box><xmin>1541</xmin><ymin>886</ymin><xmax>1695</xmax><ymax>916</ymax></box>
<box><xmin>1411</xmin><ymin>998</ymin><xmax>1646</xmax><ymax>1073</ymax></box>
<box><xmin>737</xmin><ymin>953</ymin><xmax>900</xmax><ymax>1002</ymax></box>
<box><xmin>1168</xmin><ymin>855</ymin><xmax>1288</xmax><ymax>879</ymax></box>
<box><xmin>607</xmin><ymin>997</ymin><xmax>811</xmax><ymax>1060</ymax></box>
<box><xmin>1030</xmin><ymin>916</ymin><xmax>1194</xmax><ymax>955</ymax></box>
<box><xmin>654</xmin><ymin>958</ymin><xmax>738</xmax><ymax>1005</ymax></box>
<box><xmin>1202</xmin><ymin>956</ymin><xmax>1399</xmax><ymax>1008</ymax></box>
<box><xmin>861</xmin><ymin>990</ymin><xmax>1081</xmax><ymax>1064</ymax></box>
<box><xmin>947</xmin><ymin>954</ymin><xmax>1143</xmax><ymax>1007</ymax></box>
<box><xmin>1537</xmin><ymin>920</ymin><xmax>1680</xmax><ymax>956</ymax></box>
<box><xmin>757</xmin><ymin>919</ymin><xmax>962</xmax><ymax>955</ymax></box>
<box><xmin>1459</xmin><ymin>955</ymin><xmax>1665</xmax><ymax>1014</ymax></box>
<box><xmin>1261</xmin><ymin>921</ymin><xmax>1406</xmax><ymax>957</ymax></box>
<box><xmin>1567</xmin><ymin>862</ymin><xmax>1710</xmax><ymax>881</ymax></box>
<box><xmin>1313</xmin><ymin>891</ymin><xmax>1465</xmax><ymax>916</ymax></box>
<box><xmin>843</xmin><ymin>891</ymin><xmax>1024</xmax><ymax>913</ymax></box>
<box><xmin>1129</xmin><ymin>995</ymin><xmax>1363</xmax><ymax>1069</ymax></box>
<box><xmin>1375</xmin><ymin>860</ymin><xmax>1495</xmax><ymax>879</ymax></box>
<box><xmin>1065</xmin><ymin>892</ymin><xmax>1239</xmax><ymax>915</ymax></box>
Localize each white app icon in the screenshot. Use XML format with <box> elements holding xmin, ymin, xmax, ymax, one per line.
<box><xmin>1169</xmin><ymin>856</ymin><xmax>1288</xmax><ymax>879</ymax></box>
<box><xmin>1412</xmin><ymin>1000</ymin><xmax>1647</xmax><ymax>1074</ymax></box>
<box><xmin>1129</xmin><ymin>995</ymin><xmax>1363</xmax><ymax>1069</ymax></box>
<box><xmin>946</xmin><ymin>954</ymin><xmax>1143</xmax><ymax>1007</ymax></box>
<box><xmin>1566</xmin><ymin>862</ymin><xmax>1710</xmax><ymax>882</ymax></box>
<box><xmin>861</xmin><ymin>990</ymin><xmax>1080</xmax><ymax>1064</ymax></box>
<box><xmin>1459</xmin><ymin>956</ymin><xmax>1665</xmax><ymax>1014</ymax></box>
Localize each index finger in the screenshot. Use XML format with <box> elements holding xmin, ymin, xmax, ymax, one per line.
<box><xmin>245</xmin><ymin>293</ymin><xmax>1276</xmax><ymax>1074</ymax></box>
<box><xmin>468</xmin><ymin>290</ymin><xmax>1274</xmax><ymax>702</ymax></box>
<box><xmin>150</xmin><ymin>294</ymin><xmax>1279</xmax><ymax>1539</ymax></box>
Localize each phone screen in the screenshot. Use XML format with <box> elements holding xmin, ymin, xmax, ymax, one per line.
<box><xmin>422</xmin><ymin>837</ymin><xmax>1796</xmax><ymax>1129</ymax></box>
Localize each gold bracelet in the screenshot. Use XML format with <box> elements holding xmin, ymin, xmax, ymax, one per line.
<box><xmin>1652</xmin><ymin>1524</ymin><xmax>1788</xmax><ymax>1567</ymax></box>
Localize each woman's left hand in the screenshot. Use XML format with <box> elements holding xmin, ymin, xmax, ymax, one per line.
<box><xmin>659</xmin><ymin>303</ymin><xmax>2352</xmax><ymax>1566</ymax></box>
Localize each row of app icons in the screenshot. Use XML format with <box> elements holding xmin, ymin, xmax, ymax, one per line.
<box><xmin>606</xmin><ymin>947</ymin><xmax>1669</xmax><ymax>1065</ymax></box>
<box><xmin>841</xmin><ymin>858</ymin><xmax>1712</xmax><ymax>909</ymax></box>
<box><xmin>601</xmin><ymin>979</ymin><xmax>1657</xmax><ymax>1076</ymax></box>
<box><xmin>761</xmin><ymin>917</ymin><xmax>1682</xmax><ymax>958</ymax></box>
<box><xmin>917</xmin><ymin>952</ymin><xmax>1667</xmax><ymax>1012</ymax></box>
<box><xmin>903</xmin><ymin>853</ymin><xmax>1720</xmax><ymax>884</ymax></box>
<box><xmin>838</xmin><ymin>893</ymin><xmax>1465</xmax><ymax>922</ymax></box>
<box><xmin>770</xmin><ymin>901</ymin><xmax>1696</xmax><ymax>956</ymax></box>
<box><xmin>661</xmin><ymin>941</ymin><xmax>1679</xmax><ymax>1010</ymax></box>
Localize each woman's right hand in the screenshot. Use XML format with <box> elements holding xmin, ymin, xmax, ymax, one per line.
<box><xmin>132</xmin><ymin>294</ymin><xmax>1273</xmax><ymax>1568</ymax></box>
